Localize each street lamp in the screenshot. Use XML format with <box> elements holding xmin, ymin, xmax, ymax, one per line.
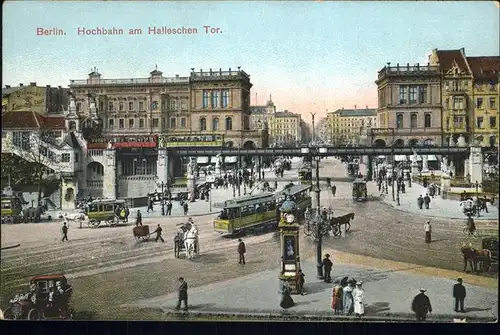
<box><xmin>391</xmin><ymin>146</ymin><xmax>395</xmax><ymax>202</ymax></box>
<box><xmin>310</xmin><ymin>112</ymin><xmax>316</xmax><ymax>145</ymax></box>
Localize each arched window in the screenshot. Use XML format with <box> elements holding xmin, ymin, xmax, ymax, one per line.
<box><xmin>410</xmin><ymin>113</ymin><xmax>417</xmax><ymax>128</ymax></box>
<box><xmin>396</xmin><ymin>113</ymin><xmax>403</xmax><ymax>128</ymax></box>
<box><xmin>424</xmin><ymin>113</ymin><xmax>431</xmax><ymax>128</ymax></box>
<box><xmin>199</xmin><ymin>117</ymin><xmax>207</xmax><ymax>131</ymax></box>
<box><xmin>212</xmin><ymin>117</ymin><xmax>219</xmax><ymax>131</ymax></box>
<box><xmin>225</xmin><ymin>117</ymin><xmax>233</xmax><ymax>131</ymax></box>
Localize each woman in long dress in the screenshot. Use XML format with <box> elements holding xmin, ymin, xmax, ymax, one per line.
<box><xmin>353</xmin><ymin>281</ymin><xmax>365</xmax><ymax>317</ymax></box>
<box><xmin>280</xmin><ymin>280</ymin><xmax>295</xmax><ymax>309</ymax></box>
<box><xmin>343</xmin><ymin>281</ymin><xmax>354</xmax><ymax>315</ymax></box>
<box><xmin>331</xmin><ymin>284</ymin><xmax>343</xmax><ymax>314</ymax></box>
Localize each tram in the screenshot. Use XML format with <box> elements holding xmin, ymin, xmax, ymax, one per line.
<box><xmin>276</xmin><ymin>184</ymin><xmax>312</xmax><ymax>217</ymax></box>
<box><xmin>347</xmin><ymin>161</ymin><xmax>359</xmax><ymax>177</ymax></box>
<box><xmin>85</xmin><ymin>199</ymin><xmax>127</xmax><ymax>228</ymax></box>
<box><xmin>352</xmin><ymin>177</ymin><xmax>368</xmax><ymax>202</ymax></box>
<box><xmin>298</xmin><ymin>165</ymin><xmax>312</xmax><ymax>185</ymax></box>
<box><xmin>213</xmin><ymin>193</ymin><xmax>277</xmax><ymax>235</ymax></box>
<box><xmin>1</xmin><ymin>196</ymin><xmax>23</xmax><ymax>224</ymax></box>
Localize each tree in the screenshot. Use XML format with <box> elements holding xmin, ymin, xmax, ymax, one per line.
<box><xmin>1</xmin><ymin>127</ymin><xmax>72</xmax><ymax>205</ymax></box>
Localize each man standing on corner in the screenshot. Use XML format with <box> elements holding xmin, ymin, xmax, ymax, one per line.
<box><xmin>412</xmin><ymin>288</ymin><xmax>432</xmax><ymax>321</ymax></box>
<box><xmin>175</xmin><ymin>277</ymin><xmax>188</xmax><ymax>312</ymax></box>
<box><xmin>238</xmin><ymin>238</ymin><xmax>246</xmax><ymax>264</ymax></box>
<box><xmin>453</xmin><ymin>278</ymin><xmax>466</xmax><ymax>313</ymax></box>
<box><xmin>424</xmin><ymin>220</ymin><xmax>432</xmax><ymax>243</ymax></box>
<box><xmin>322</xmin><ymin>254</ymin><xmax>333</xmax><ymax>283</ymax></box>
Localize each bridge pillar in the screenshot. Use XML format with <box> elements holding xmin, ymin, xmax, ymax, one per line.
<box><xmin>421</xmin><ymin>155</ymin><xmax>429</xmax><ymax>173</ymax></box>
<box><xmin>411</xmin><ymin>161</ymin><xmax>419</xmax><ymax>176</ymax></box>
<box><xmin>60</xmin><ymin>176</ymin><xmax>77</xmax><ymax>211</ymax></box>
<box><xmin>464</xmin><ymin>158</ymin><xmax>470</xmax><ymax>178</ymax></box>
<box><xmin>157</xmin><ymin>149</ymin><xmax>169</xmax><ymax>186</ymax></box>
<box><xmin>468</xmin><ymin>146</ymin><xmax>483</xmax><ymax>185</ymax></box>
<box><xmin>103</xmin><ymin>149</ymin><xmax>117</xmax><ymax>200</ymax></box>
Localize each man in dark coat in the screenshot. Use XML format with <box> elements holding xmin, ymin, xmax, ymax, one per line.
<box><xmin>322</xmin><ymin>254</ymin><xmax>333</xmax><ymax>283</ymax></box>
<box><xmin>412</xmin><ymin>288</ymin><xmax>432</xmax><ymax>321</ymax></box>
<box><xmin>183</xmin><ymin>202</ymin><xmax>189</xmax><ymax>216</ymax></box>
<box><xmin>423</xmin><ymin>194</ymin><xmax>431</xmax><ymax>209</ymax></box>
<box><xmin>238</xmin><ymin>239</ymin><xmax>246</xmax><ymax>264</ymax></box>
<box><xmin>331</xmin><ymin>185</ymin><xmax>337</xmax><ymax>197</ymax></box>
<box><xmin>296</xmin><ymin>269</ymin><xmax>305</xmax><ymax>295</ymax></box>
<box><xmin>136</xmin><ymin>210</ymin><xmax>142</xmax><ymax>226</ymax></box>
<box><xmin>152</xmin><ymin>224</ymin><xmax>164</xmax><ymax>243</ymax></box>
<box><xmin>417</xmin><ymin>195</ymin><xmax>424</xmax><ymax>209</ymax></box>
<box><xmin>176</xmin><ymin>277</ymin><xmax>188</xmax><ymax>311</ymax></box>
<box><xmin>453</xmin><ymin>278</ymin><xmax>466</xmax><ymax>312</ymax></box>
<box><xmin>61</xmin><ymin>222</ymin><xmax>69</xmax><ymax>242</ymax></box>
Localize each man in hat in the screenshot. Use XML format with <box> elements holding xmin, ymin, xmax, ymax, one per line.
<box><xmin>412</xmin><ymin>288</ymin><xmax>432</xmax><ymax>321</ymax></box>
<box><xmin>237</xmin><ymin>238</ymin><xmax>246</xmax><ymax>264</ymax></box>
<box><xmin>453</xmin><ymin>278</ymin><xmax>466</xmax><ymax>313</ymax></box>
<box><xmin>322</xmin><ymin>254</ymin><xmax>333</xmax><ymax>283</ymax></box>
<box><xmin>61</xmin><ymin>222</ymin><xmax>69</xmax><ymax>242</ymax></box>
<box><xmin>424</xmin><ymin>221</ymin><xmax>432</xmax><ymax>243</ymax></box>
<box><xmin>175</xmin><ymin>277</ymin><xmax>188</xmax><ymax>312</ymax></box>
<box><xmin>352</xmin><ymin>281</ymin><xmax>365</xmax><ymax>317</ymax></box>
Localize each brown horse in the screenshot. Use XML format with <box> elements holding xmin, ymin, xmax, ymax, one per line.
<box><xmin>460</xmin><ymin>243</ymin><xmax>492</xmax><ymax>273</ymax></box>
<box><xmin>329</xmin><ymin>213</ymin><xmax>355</xmax><ymax>235</ymax></box>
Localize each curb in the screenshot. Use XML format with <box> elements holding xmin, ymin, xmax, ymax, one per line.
<box><xmin>158</xmin><ymin>309</ymin><xmax>496</xmax><ymax>323</ymax></box>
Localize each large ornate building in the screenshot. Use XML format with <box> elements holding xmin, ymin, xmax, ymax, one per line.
<box><xmin>326</xmin><ymin>107</ymin><xmax>377</xmax><ymax>145</ymax></box>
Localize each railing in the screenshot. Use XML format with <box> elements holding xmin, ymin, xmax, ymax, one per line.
<box><xmin>86</xmin><ymin>180</ymin><xmax>103</xmax><ymax>188</ymax></box>
<box><xmin>87</xmin><ymin>150</ymin><xmax>104</xmax><ymax>156</ymax></box>
<box><xmin>378</xmin><ymin>65</ymin><xmax>440</xmax><ymax>79</ymax></box>
<box><xmin>191</xmin><ymin>70</ymin><xmax>250</xmax><ymax>79</ymax></box>
<box><xmin>118</xmin><ymin>175</ymin><xmax>156</xmax><ymax>181</ymax></box>
<box><xmin>70</xmin><ymin>77</ymin><xmax>189</xmax><ymax>85</ymax></box>
<box><xmin>370</xmin><ymin>127</ymin><xmax>442</xmax><ymax>135</ymax></box>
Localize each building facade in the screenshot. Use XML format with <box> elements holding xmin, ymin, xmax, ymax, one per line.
<box><xmin>374</xmin><ymin>63</ymin><xmax>442</xmax><ymax>147</ymax></box>
<box><xmin>326</xmin><ymin>107</ymin><xmax>378</xmax><ymax>145</ymax></box>
<box><xmin>2</xmin><ymin>82</ymin><xmax>69</xmax><ymax>115</ymax></box>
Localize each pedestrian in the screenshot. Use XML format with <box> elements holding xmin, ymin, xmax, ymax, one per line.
<box><xmin>322</xmin><ymin>254</ymin><xmax>333</xmax><ymax>283</ymax></box>
<box><xmin>147</xmin><ymin>197</ymin><xmax>154</xmax><ymax>212</ymax></box>
<box><xmin>175</xmin><ymin>277</ymin><xmax>188</xmax><ymax>312</ymax></box>
<box><xmin>412</xmin><ymin>288</ymin><xmax>432</xmax><ymax>321</ymax></box>
<box><xmin>424</xmin><ymin>193</ymin><xmax>431</xmax><ymax>209</ymax></box>
<box><xmin>424</xmin><ymin>220</ymin><xmax>432</xmax><ymax>243</ymax></box>
<box><xmin>280</xmin><ymin>280</ymin><xmax>295</xmax><ymax>309</ymax></box>
<box><xmin>238</xmin><ymin>238</ymin><xmax>246</xmax><ymax>264</ymax></box>
<box><xmin>136</xmin><ymin>210</ymin><xmax>142</xmax><ymax>226</ymax></box>
<box><xmin>152</xmin><ymin>224</ymin><xmax>164</xmax><ymax>243</ymax></box>
<box><xmin>453</xmin><ymin>278</ymin><xmax>466</xmax><ymax>313</ymax></box>
<box><xmin>166</xmin><ymin>200</ymin><xmax>172</xmax><ymax>216</ymax></box>
<box><xmin>332</xmin><ymin>282</ymin><xmax>343</xmax><ymax>314</ymax></box>
<box><xmin>183</xmin><ymin>202</ymin><xmax>189</xmax><ymax>216</ymax></box>
<box><xmin>296</xmin><ymin>269</ymin><xmax>305</xmax><ymax>295</ymax></box>
<box><xmin>161</xmin><ymin>200</ymin><xmax>165</xmax><ymax>216</ymax></box>
<box><xmin>331</xmin><ymin>184</ymin><xmax>337</xmax><ymax>197</ymax></box>
<box><xmin>343</xmin><ymin>280</ymin><xmax>354</xmax><ymax>315</ymax></box>
<box><xmin>125</xmin><ymin>206</ymin><xmax>130</xmax><ymax>223</ymax></box>
<box><xmin>61</xmin><ymin>222</ymin><xmax>69</xmax><ymax>242</ymax></box>
<box><xmin>353</xmin><ymin>281</ymin><xmax>365</xmax><ymax>318</ymax></box>
<box><xmin>482</xmin><ymin>195</ymin><xmax>489</xmax><ymax>213</ymax></box>
<box><xmin>417</xmin><ymin>195</ymin><xmax>424</xmax><ymax>210</ymax></box>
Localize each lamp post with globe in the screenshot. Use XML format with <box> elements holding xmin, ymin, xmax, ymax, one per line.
<box><xmin>303</xmin><ymin>206</ymin><xmax>332</xmax><ymax>279</ymax></box>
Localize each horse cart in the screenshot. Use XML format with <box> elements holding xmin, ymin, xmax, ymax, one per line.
<box><xmin>328</xmin><ymin>213</ymin><xmax>355</xmax><ymax>237</ymax></box>
<box><xmin>85</xmin><ymin>199</ymin><xmax>127</xmax><ymax>228</ymax></box>
<box><xmin>3</xmin><ymin>274</ymin><xmax>74</xmax><ymax>320</ymax></box>
<box><xmin>460</xmin><ymin>199</ymin><xmax>478</xmax><ymax>217</ymax></box>
<box><xmin>133</xmin><ymin>225</ymin><xmax>151</xmax><ymax>240</ymax></box>
<box><xmin>174</xmin><ymin>222</ymin><xmax>199</xmax><ymax>259</ymax></box>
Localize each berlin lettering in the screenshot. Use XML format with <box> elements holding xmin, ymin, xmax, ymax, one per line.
<box><xmin>37</xmin><ymin>27</ymin><xmax>65</xmax><ymax>36</ymax></box>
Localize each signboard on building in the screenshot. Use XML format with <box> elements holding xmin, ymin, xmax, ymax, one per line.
<box><xmin>87</xmin><ymin>135</ymin><xmax>158</xmax><ymax>149</ymax></box>
<box><xmin>158</xmin><ymin>134</ymin><xmax>224</xmax><ymax>148</ymax></box>
<box><xmin>9</xmin><ymin>86</ymin><xmax>46</xmax><ymax>114</ymax></box>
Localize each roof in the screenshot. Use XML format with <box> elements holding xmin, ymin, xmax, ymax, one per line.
<box><xmin>467</xmin><ymin>56</ymin><xmax>500</xmax><ymax>81</ymax></box>
<box><xmin>435</xmin><ymin>49</ymin><xmax>471</xmax><ymax>74</ymax></box>
<box><xmin>329</xmin><ymin>109</ymin><xmax>377</xmax><ymax>117</ymax></box>
<box><xmin>274</xmin><ymin>111</ymin><xmax>299</xmax><ymax>117</ymax></box>
<box><xmin>249</xmin><ymin>106</ymin><xmax>268</xmax><ymax>114</ymax></box>
<box><xmin>276</xmin><ymin>184</ymin><xmax>311</xmax><ymax>196</ymax></box>
<box><xmin>2</xmin><ymin>111</ymin><xmax>66</xmax><ymax>129</ymax></box>
<box><xmin>62</xmin><ymin>132</ymin><xmax>81</xmax><ymax>149</ymax></box>
<box><xmin>31</xmin><ymin>274</ymin><xmax>67</xmax><ymax>281</ymax></box>
<box><xmin>2</xmin><ymin>86</ymin><xmax>24</xmax><ymax>95</ymax></box>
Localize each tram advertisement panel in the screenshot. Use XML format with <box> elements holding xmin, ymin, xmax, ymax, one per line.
<box><xmin>87</xmin><ymin>135</ymin><xmax>158</xmax><ymax>149</ymax></box>
<box><xmin>283</xmin><ymin>235</ymin><xmax>297</xmax><ymax>262</ymax></box>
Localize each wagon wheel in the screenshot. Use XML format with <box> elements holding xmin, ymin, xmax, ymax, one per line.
<box><xmin>88</xmin><ymin>220</ymin><xmax>100</xmax><ymax>229</ymax></box>
<box><xmin>332</xmin><ymin>225</ymin><xmax>341</xmax><ymax>237</ymax></box>
<box><xmin>28</xmin><ymin>308</ymin><xmax>43</xmax><ymax>320</ymax></box>
<box><xmin>3</xmin><ymin>307</ymin><xmax>15</xmax><ymax>319</ymax></box>
<box><xmin>345</xmin><ymin>222</ymin><xmax>351</xmax><ymax>232</ymax></box>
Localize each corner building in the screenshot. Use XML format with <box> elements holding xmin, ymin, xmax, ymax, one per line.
<box><xmin>70</xmin><ymin>67</ymin><xmax>265</xmax><ymax>199</ymax></box>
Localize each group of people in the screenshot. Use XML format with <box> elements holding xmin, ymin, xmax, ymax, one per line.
<box><xmin>331</xmin><ymin>278</ymin><xmax>365</xmax><ymax>317</ymax></box>
<box><xmin>417</xmin><ymin>194</ymin><xmax>432</xmax><ymax>209</ymax></box>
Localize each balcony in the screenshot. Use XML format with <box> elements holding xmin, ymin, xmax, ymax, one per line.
<box><xmin>86</xmin><ymin>180</ymin><xmax>103</xmax><ymax>188</ymax></box>
<box><xmin>190</xmin><ymin>69</ymin><xmax>250</xmax><ymax>82</ymax></box>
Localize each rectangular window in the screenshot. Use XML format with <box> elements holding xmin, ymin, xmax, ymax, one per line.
<box><xmin>119</xmin><ymin>119</ymin><xmax>124</xmax><ymax>129</ymax></box>
<box><xmin>490</xmin><ymin>116</ymin><xmax>497</xmax><ymax>128</ymax></box>
<box><xmin>170</xmin><ymin>118</ymin><xmax>176</xmax><ymax>128</ymax></box>
<box><xmin>61</xmin><ymin>153</ymin><xmax>71</xmax><ymax>163</ymax></box>
<box><xmin>212</xmin><ymin>90</ymin><xmax>219</xmax><ymax>108</ymax></box>
<box><xmin>454</xmin><ymin>116</ymin><xmax>464</xmax><ymax>129</ymax></box>
<box><xmin>203</xmin><ymin>90</ymin><xmax>209</xmax><ymax>108</ymax></box>
<box><xmin>489</xmin><ymin>98</ymin><xmax>496</xmax><ymax>109</ymax></box>
<box><xmin>453</xmin><ymin>97</ymin><xmax>464</xmax><ymax>109</ymax></box>
<box><xmin>171</xmin><ymin>99</ymin><xmax>177</xmax><ymax>110</ymax></box>
<box><xmin>396</xmin><ymin>113</ymin><xmax>403</xmax><ymax>128</ymax></box>
<box><xmin>477</xmin><ymin>117</ymin><xmax>484</xmax><ymax>129</ymax></box>
<box><xmin>409</xmin><ymin>86</ymin><xmax>417</xmax><ymax>104</ymax></box>
<box><xmin>139</xmin><ymin>119</ymin><xmax>145</xmax><ymax>128</ymax></box>
<box><xmin>108</xmin><ymin>119</ymin><xmax>114</xmax><ymax>129</ymax></box>
<box><xmin>181</xmin><ymin>118</ymin><xmax>186</xmax><ymax>128</ymax></box>
<box><xmin>452</xmin><ymin>80</ymin><xmax>459</xmax><ymax>91</ymax></box>
<box><xmin>424</xmin><ymin>114</ymin><xmax>431</xmax><ymax>128</ymax></box>
<box><xmin>222</xmin><ymin>89</ymin><xmax>229</xmax><ymax>108</ymax></box>
<box><xmin>108</xmin><ymin>101</ymin><xmax>114</xmax><ymax>111</ymax></box>
<box><xmin>139</xmin><ymin>101</ymin><xmax>144</xmax><ymax>111</ymax></box>
<box><xmin>129</xmin><ymin>101</ymin><xmax>134</xmax><ymax>110</ymax></box>
<box><xmin>129</xmin><ymin>119</ymin><xmax>135</xmax><ymax>128</ymax></box>
<box><xmin>119</xmin><ymin>101</ymin><xmax>124</xmax><ymax>111</ymax></box>
<box><xmin>418</xmin><ymin>86</ymin><xmax>427</xmax><ymax>103</ymax></box>
<box><xmin>100</xmin><ymin>101</ymin><xmax>104</xmax><ymax>111</ymax></box>
<box><xmin>152</xmin><ymin>118</ymin><xmax>159</xmax><ymax>128</ymax></box>
<box><xmin>399</xmin><ymin>86</ymin><xmax>407</xmax><ymax>104</ymax></box>
<box><xmin>151</xmin><ymin>100</ymin><xmax>158</xmax><ymax>110</ymax></box>
<box><xmin>477</xmin><ymin>98</ymin><xmax>483</xmax><ymax>109</ymax></box>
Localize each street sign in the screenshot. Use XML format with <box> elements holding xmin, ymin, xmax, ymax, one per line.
<box><xmin>206</xmin><ymin>175</ymin><xmax>215</xmax><ymax>183</ymax></box>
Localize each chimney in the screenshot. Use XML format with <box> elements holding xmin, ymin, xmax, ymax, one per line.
<box><xmin>46</xmin><ymin>85</ymin><xmax>51</xmax><ymax>88</ymax></box>
<box><xmin>176</xmin><ymin>74</ymin><xmax>179</xmax><ymax>78</ymax></box>
<box><xmin>407</xmin><ymin>63</ymin><xmax>410</xmax><ymax>70</ymax></box>
<box><xmin>19</xmin><ymin>83</ymin><xmax>23</xmax><ymax>86</ymax></box>
<box><xmin>366</xmin><ymin>105</ymin><xmax>368</xmax><ymax>109</ymax></box>
<box><xmin>58</xmin><ymin>86</ymin><xmax>62</xmax><ymax>89</ymax></box>
<box><xmin>355</xmin><ymin>105</ymin><xmax>357</xmax><ymax>109</ymax></box>
<box><xmin>210</xmin><ymin>68</ymin><xmax>212</xmax><ymax>74</ymax></box>
<box><xmin>5</xmin><ymin>85</ymin><xmax>11</xmax><ymax>88</ymax></box>
<box><xmin>30</xmin><ymin>82</ymin><xmax>36</xmax><ymax>86</ymax></box>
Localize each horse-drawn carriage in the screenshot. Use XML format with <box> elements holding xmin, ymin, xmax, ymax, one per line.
<box><xmin>460</xmin><ymin>238</ymin><xmax>498</xmax><ymax>273</ymax></box>
<box><xmin>328</xmin><ymin>213</ymin><xmax>355</xmax><ymax>237</ymax></box>
<box><xmin>3</xmin><ymin>274</ymin><xmax>74</xmax><ymax>320</ymax></box>
<box><xmin>460</xmin><ymin>199</ymin><xmax>478</xmax><ymax>217</ymax></box>
<box><xmin>174</xmin><ymin>221</ymin><xmax>200</xmax><ymax>260</ymax></box>
<box><xmin>352</xmin><ymin>178</ymin><xmax>367</xmax><ymax>202</ymax></box>
<box><xmin>85</xmin><ymin>199</ymin><xmax>127</xmax><ymax>228</ymax></box>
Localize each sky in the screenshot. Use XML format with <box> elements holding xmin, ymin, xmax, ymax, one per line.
<box><xmin>3</xmin><ymin>1</ymin><xmax>499</xmax><ymax>121</ymax></box>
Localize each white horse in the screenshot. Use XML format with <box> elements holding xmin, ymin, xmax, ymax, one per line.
<box><xmin>184</xmin><ymin>227</ymin><xmax>198</xmax><ymax>260</ymax></box>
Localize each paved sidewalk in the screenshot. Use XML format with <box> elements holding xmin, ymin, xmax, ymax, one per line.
<box><xmin>129</xmin><ymin>260</ymin><xmax>497</xmax><ymax>322</ymax></box>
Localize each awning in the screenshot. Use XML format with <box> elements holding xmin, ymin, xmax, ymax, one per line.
<box><xmin>224</xmin><ymin>156</ymin><xmax>238</xmax><ymax>164</ymax></box>
<box><xmin>197</xmin><ymin>157</ymin><xmax>210</xmax><ymax>164</ymax></box>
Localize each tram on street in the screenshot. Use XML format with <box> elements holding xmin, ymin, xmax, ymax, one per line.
<box><xmin>298</xmin><ymin>165</ymin><xmax>312</xmax><ymax>185</ymax></box>
<box><xmin>85</xmin><ymin>199</ymin><xmax>127</xmax><ymax>228</ymax></box>
<box><xmin>1</xmin><ymin>195</ymin><xmax>23</xmax><ymax>224</ymax></box>
<box><xmin>213</xmin><ymin>193</ymin><xmax>277</xmax><ymax>235</ymax></box>
<box><xmin>276</xmin><ymin>184</ymin><xmax>312</xmax><ymax>217</ymax></box>
<box><xmin>347</xmin><ymin>161</ymin><xmax>359</xmax><ymax>177</ymax></box>
<box><xmin>352</xmin><ymin>177</ymin><xmax>368</xmax><ymax>201</ymax></box>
